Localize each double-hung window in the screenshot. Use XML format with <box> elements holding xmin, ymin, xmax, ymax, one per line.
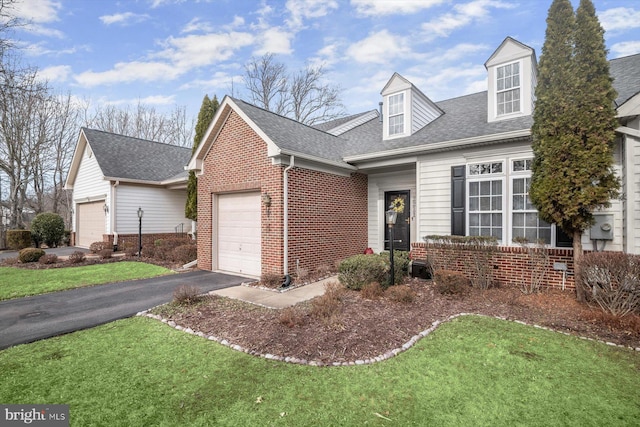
<box><xmin>511</xmin><ymin>159</ymin><xmax>551</xmax><ymax>244</ymax></box>
<box><xmin>468</xmin><ymin>162</ymin><xmax>503</xmax><ymax>240</ymax></box>
<box><xmin>497</xmin><ymin>62</ymin><xmax>520</xmax><ymax>116</ymax></box>
<box><xmin>388</xmin><ymin>93</ymin><xmax>404</xmax><ymax>136</ymax></box>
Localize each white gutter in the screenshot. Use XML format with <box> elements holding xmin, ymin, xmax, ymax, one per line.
<box><xmin>343</xmin><ymin>129</ymin><xmax>532</xmax><ymax>163</ymax></box>
<box><xmin>283</xmin><ymin>155</ymin><xmax>295</xmax><ymax>275</ymax></box>
<box><xmin>617</xmin><ymin>126</ymin><xmax>640</xmax><ymax>139</ymax></box>
<box><xmin>277</xmin><ymin>148</ymin><xmax>357</xmax><ymax>171</ymax></box>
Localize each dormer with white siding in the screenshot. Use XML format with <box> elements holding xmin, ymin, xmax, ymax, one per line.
<box><xmin>380</xmin><ymin>73</ymin><xmax>443</xmax><ymax>140</ymax></box>
<box><xmin>485</xmin><ymin>37</ymin><xmax>537</xmax><ymax>123</ymax></box>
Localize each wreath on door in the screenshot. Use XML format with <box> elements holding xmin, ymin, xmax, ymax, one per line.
<box><xmin>391</xmin><ymin>196</ymin><xmax>405</xmax><ymax>213</ymax></box>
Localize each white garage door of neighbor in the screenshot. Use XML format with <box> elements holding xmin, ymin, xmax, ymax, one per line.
<box><xmin>77</xmin><ymin>201</ymin><xmax>105</xmax><ymax>248</ymax></box>
<box><xmin>217</xmin><ymin>192</ymin><xmax>261</xmax><ymax>276</ymax></box>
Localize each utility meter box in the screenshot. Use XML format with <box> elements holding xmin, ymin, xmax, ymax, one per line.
<box><xmin>590</xmin><ymin>214</ymin><xmax>614</xmax><ymax>240</ymax></box>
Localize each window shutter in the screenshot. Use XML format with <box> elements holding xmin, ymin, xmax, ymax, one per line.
<box><xmin>451</xmin><ymin>165</ymin><xmax>465</xmax><ymax>236</ymax></box>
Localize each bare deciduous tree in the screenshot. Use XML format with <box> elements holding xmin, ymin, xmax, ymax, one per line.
<box><xmin>243</xmin><ymin>53</ymin><xmax>345</xmax><ymax>125</ymax></box>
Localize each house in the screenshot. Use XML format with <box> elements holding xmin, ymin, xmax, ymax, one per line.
<box><xmin>65</xmin><ymin>128</ymin><xmax>192</xmax><ymax>249</ymax></box>
<box><xmin>188</xmin><ymin>37</ymin><xmax>640</xmax><ymax>283</ymax></box>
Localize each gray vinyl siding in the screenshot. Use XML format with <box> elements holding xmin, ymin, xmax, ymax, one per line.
<box><xmin>412</xmin><ymin>91</ymin><xmax>442</xmax><ymax>134</ymax></box>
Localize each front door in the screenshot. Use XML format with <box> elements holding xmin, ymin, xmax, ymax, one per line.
<box><xmin>384</xmin><ymin>191</ymin><xmax>410</xmax><ymax>252</ymax></box>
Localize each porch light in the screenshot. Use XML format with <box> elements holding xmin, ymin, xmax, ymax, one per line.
<box><xmin>385</xmin><ymin>207</ymin><xmax>397</xmax><ymax>226</ymax></box>
<box><xmin>103</xmin><ymin>203</ymin><xmax>109</xmax><ymax>215</ymax></box>
<box><xmin>261</xmin><ymin>193</ymin><xmax>272</xmax><ymax>207</ymax></box>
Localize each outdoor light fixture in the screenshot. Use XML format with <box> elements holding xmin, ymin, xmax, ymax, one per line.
<box><xmin>261</xmin><ymin>193</ymin><xmax>272</xmax><ymax>207</ymax></box>
<box><xmin>103</xmin><ymin>203</ymin><xmax>109</xmax><ymax>215</ymax></box>
<box><xmin>386</xmin><ymin>204</ymin><xmax>397</xmax><ymax>286</ymax></box>
<box><xmin>137</xmin><ymin>207</ymin><xmax>144</xmax><ymax>257</ymax></box>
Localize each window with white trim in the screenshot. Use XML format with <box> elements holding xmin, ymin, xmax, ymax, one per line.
<box><xmin>511</xmin><ymin>159</ymin><xmax>551</xmax><ymax>244</ymax></box>
<box><xmin>497</xmin><ymin>62</ymin><xmax>520</xmax><ymax>116</ymax></box>
<box><xmin>468</xmin><ymin>162</ymin><xmax>503</xmax><ymax>240</ymax></box>
<box><xmin>388</xmin><ymin>93</ymin><xmax>404</xmax><ymax>135</ymax></box>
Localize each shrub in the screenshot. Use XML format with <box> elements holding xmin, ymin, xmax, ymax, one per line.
<box><xmin>295</xmin><ymin>267</ymin><xmax>309</xmax><ymax>282</ymax></box>
<box><xmin>310</xmin><ymin>282</ymin><xmax>344</xmax><ymax>324</ymax></box>
<box><xmin>514</xmin><ymin>237</ymin><xmax>550</xmax><ymax>294</ymax></box>
<box><xmin>279</xmin><ymin>307</ymin><xmax>306</xmax><ymax>328</ymax></box>
<box><xmin>7</xmin><ymin>230</ymin><xmax>32</xmax><ymax>250</ymax></box>
<box><xmin>579</xmin><ymin>252</ymin><xmax>640</xmax><ymax>317</ymax></box>
<box><xmin>89</xmin><ymin>241</ymin><xmax>108</xmax><ymax>253</ymax></box>
<box><xmin>30</xmin><ymin>213</ymin><xmax>65</xmax><ymax>248</ymax></box>
<box><xmin>62</xmin><ymin>230</ymin><xmax>71</xmax><ymax>246</ymax></box>
<box><xmin>121</xmin><ymin>241</ymin><xmax>138</xmax><ymax>256</ymax></box>
<box><xmin>380</xmin><ymin>250</ymin><xmax>410</xmax><ymax>286</ymax></box>
<box><xmin>98</xmin><ymin>249</ymin><xmax>113</xmax><ymax>259</ymax></box>
<box><xmin>386</xmin><ymin>284</ymin><xmax>415</xmax><ymax>303</ymax></box>
<box><xmin>315</xmin><ymin>264</ymin><xmax>333</xmax><ymax>277</ymax></box>
<box><xmin>434</xmin><ymin>269</ymin><xmax>471</xmax><ymax>296</ymax></box>
<box><xmin>172</xmin><ymin>244</ymin><xmax>197</xmax><ymax>264</ymax></box>
<box><xmin>2</xmin><ymin>257</ymin><xmax>19</xmax><ymax>265</ymax></box>
<box><xmin>141</xmin><ymin>245</ymin><xmax>155</xmax><ymax>258</ymax></box>
<box><xmin>67</xmin><ymin>251</ymin><xmax>86</xmax><ymax>264</ymax></box>
<box><xmin>18</xmin><ymin>248</ymin><xmax>46</xmax><ymax>263</ymax></box>
<box><xmin>361</xmin><ymin>282</ymin><xmax>385</xmax><ymax>300</ymax></box>
<box><xmin>173</xmin><ymin>285</ymin><xmax>203</xmax><ymax>306</ymax></box>
<box><xmin>338</xmin><ymin>254</ymin><xmax>387</xmax><ymax>290</ymax></box>
<box><xmin>260</xmin><ymin>272</ymin><xmax>282</xmax><ymax>289</ymax></box>
<box><xmin>38</xmin><ymin>254</ymin><xmax>58</xmax><ymax>265</ymax></box>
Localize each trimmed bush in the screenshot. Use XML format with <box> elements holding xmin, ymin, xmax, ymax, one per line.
<box><xmin>173</xmin><ymin>285</ymin><xmax>202</xmax><ymax>306</ymax></box>
<box><xmin>18</xmin><ymin>248</ymin><xmax>46</xmax><ymax>263</ymax></box>
<box><xmin>38</xmin><ymin>254</ymin><xmax>58</xmax><ymax>265</ymax></box>
<box><xmin>98</xmin><ymin>249</ymin><xmax>113</xmax><ymax>259</ymax></box>
<box><xmin>434</xmin><ymin>269</ymin><xmax>471</xmax><ymax>296</ymax></box>
<box><xmin>30</xmin><ymin>213</ymin><xmax>65</xmax><ymax>248</ymax></box>
<box><xmin>89</xmin><ymin>241</ymin><xmax>108</xmax><ymax>253</ymax></box>
<box><xmin>172</xmin><ymin>244</ymin><xmax>197</xmax><ymax>264</ymax></box>
<box><xmin>380</xmin><ymin>250</ymin><xmax>410</xmax><ymax>286</ymax></box>
<box><xmin>579</xmin><ymin>252</ymin><xmax>640</xmax><ymax>317</ymax></box>
<box><xmin>67</xmin><ymin>251</ymin><xmax>86</xmax><ymax>264</ymax></box>
<box><xmin>7</xmin><ymin>230</ymin><xmax>32</xmax><ymax>250</ymax></box>
<box><xmin>338</xmin><ymin>254</ymin><xmax>387</xmax><ymax>290</ymax></box>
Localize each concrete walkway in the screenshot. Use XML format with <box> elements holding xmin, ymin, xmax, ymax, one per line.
<box><xmin>211</xmin><ymin>276</ymin><xmax>336</xmax><ymax>309</ymax></box>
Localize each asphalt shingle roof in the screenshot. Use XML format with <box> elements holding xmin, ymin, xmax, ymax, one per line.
<box><xmin>610</xmin><ymin>53</ymin><xmax>640</xmax><ymax>107</ymax></box>
<box><xmin>82</xmin><ymin>127</ymin><xmax>191</xmax><ymax>182</ymax></box>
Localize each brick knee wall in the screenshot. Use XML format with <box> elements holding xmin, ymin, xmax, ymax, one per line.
<box><xmin>103</xmin><ymin>233</ymin><xmax>189</xmax><ymax>249</ymax></box>
<box><xmin>411</xmin><ymin>242</ymin><xmax>575</xmax><ymax>289</ymax></box>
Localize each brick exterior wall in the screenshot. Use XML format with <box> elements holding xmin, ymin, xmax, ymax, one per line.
<box><xmin>196</xmin><ymin>109</ymin><xmax>368</xmax><ymax>276</ymax></box>
<box><xmin>104</xmin><ymin>233</ymin><xmax>189</xmax><ymax>250</ymax></box>
<box><xmin>411</xmin><ymin>242</ymin><xmax>575</xmax><ymax>290</ymax></box>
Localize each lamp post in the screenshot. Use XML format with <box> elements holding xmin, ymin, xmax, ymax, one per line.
<box><xmin>137</xmin><ymin>207</ymin><xmax>144</xmax><ymax>257</ymax></box>
<box><xmin>386</xmin><ymin>205</ymin><xmax>398</xmax><ymax>286</ymax></box>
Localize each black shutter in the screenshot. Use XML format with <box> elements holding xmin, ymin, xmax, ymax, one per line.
<box><xmin>451</xmin><ymin>165</ymin><xmax>466</xmax><ymax>236</ymax></box>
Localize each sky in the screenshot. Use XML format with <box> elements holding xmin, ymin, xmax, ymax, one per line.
<box><xmin>6</xmin><ymin>0</ymin><xmax>640</xmax><ymax>120</ymax></box>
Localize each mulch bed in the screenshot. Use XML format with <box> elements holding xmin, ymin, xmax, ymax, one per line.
<box><xmin>153</xmin><ymin>278</ymin><xmax>640</xmax><ymax>364</ymax></box>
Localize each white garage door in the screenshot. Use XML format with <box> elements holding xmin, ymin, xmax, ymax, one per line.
<box><xmin>77</xmin><ymin>201</ymin><xmax>105</xmax><ymax>248</ymax></box>
<box><xmin>217</xmin><ymin>192</ymin><xmax>261</xmax><ymax>276</ymax></box>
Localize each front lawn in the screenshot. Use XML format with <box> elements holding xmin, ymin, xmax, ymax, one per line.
<box><xmin>1</xmin><ymin>315</ymin><xmax>638</xmax><ymax>426</ymax></box>
<box><xmin>0</xmin><ymin>262</ymin><xmax>173</xmax><ymax>300</ymax></box>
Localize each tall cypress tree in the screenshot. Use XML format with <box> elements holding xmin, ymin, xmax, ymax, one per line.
<box><xmin>185</xmin><ymin>95</ymin><xmax>219</xmax><ymax>221</ymax></box>
<box><xmin>530</xmin><ymin>0</ymin><xmax>619</xmax><ymax>302</ymax></box>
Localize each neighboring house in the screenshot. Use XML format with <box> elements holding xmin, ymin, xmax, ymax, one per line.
<box><xmin>65</xmin><ymin>128</ymin><xmax>192</xmax><ymax>249</ymax></box>
<box><xmin>188</xmin><ymin>37</ymin><xmax>640</xmax><ymax>283</ymax></box>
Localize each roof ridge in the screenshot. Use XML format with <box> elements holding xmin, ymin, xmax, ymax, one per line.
<box><xmin>82</xmin><ymin>127</ymin><xmax>190</xmax><ymax>150</ymax></box>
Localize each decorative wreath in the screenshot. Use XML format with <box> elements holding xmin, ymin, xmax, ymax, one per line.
<box><xmin>391</xmin><ymin>196</ymin><xmax>405</xmax><ymax>213</ymax></box>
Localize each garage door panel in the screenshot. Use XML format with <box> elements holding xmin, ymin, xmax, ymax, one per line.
<box><xmin>77</xmin><ymin>201</ymin><xmax>106</xmax><ymax>248</ymax></box>
<box><xmin>217</xmin><ymin>193</ymin><xmax>261</xmax><ymax>276</ymax></box>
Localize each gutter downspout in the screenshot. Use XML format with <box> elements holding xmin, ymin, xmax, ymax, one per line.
<box><xmin>111</xmin><ymin>181</ymin><xmax>119</xmax><ymax>247</ymax></box>
<box><xmin>283</xmin><ymin>155</ymin><xmax>295</xmax><ymax>276</ymax></box>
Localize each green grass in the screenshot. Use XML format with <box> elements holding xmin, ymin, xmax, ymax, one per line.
<box><xmin>0</xmin><ymin>262</ymin><xmax>173</xmax><ymax>300</ymax></box>
<box><xmin>1</xmin><ymin>315</ymin><xmax>638</xmax><ymax>426</ymax></box>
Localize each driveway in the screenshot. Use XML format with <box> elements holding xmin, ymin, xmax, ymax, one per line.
<box><xmin>0</xmin><ymin>270</ymin><xmax>247</xmax><ymax>350</ymax></box>
<box><xmin>0</xmin><ymin>246</ymin><xmax>89</xmax><ymax>262</ymax></box>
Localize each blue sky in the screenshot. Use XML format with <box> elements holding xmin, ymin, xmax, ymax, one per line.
<box><xmin>8</xmin><ymin>0</ymin><xmax>640</xmax><ymax>119</ymax></box>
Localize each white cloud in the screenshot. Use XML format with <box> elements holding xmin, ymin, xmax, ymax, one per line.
<box><xmin>156</xmin><ymin>32</ymin><xmax>254</xmax><ymax>69</ymax></box>
<box><xmin>38</xmin><ymin>65</ymin><xmax>72</xmax><ymax>82</ymax></box>
<box><xmin>599</xmin><ymin>8</ymin><xmax>640</xmax><ymax>32</ymax></box>
<box><xmin>99</xmin><ymin>12</ymin><xmax>150</xmax><ymax>26</ymax></box>
<box><xmin>74</xmin><ymin>61</ymin><xmax>182</xmax><ymax>87</ymax></box>
<box><xmin>12</xmin><ymin>0</ymin><xmax>61</xmax><ymax>23</ymax></box>
<box><xmin>346</xmin><ymin>30</ymin><xmax>412</xmax><ymax>64</ymax></box>
<box><xmin>104</xmin><ymin>94</ymin><xmax>176</xmax><ymax>106</ymax></box>
<box><xmin>422</xmin><ymin>0</ymin><xmax>516</xmax><ymax>39</ymax></box>
<box><xmin>419</xmin><ymin>66</ymin><xmax>487</xmax><ymax>100</ymax></box>
<box><xmin>285</xmin><ymin>0</ymin><xmax>338</xmax><ymax>29</ymax></box>
<box><xmin>309</xmin><ymin>42</ymin><xmax>341</xmax><ymax>68</ymax></box>
<box><xmin>223</xmin><ymin>16</ymin><xmax>245</xmax><ymax>31</ymax></box>
<box><xmin>22</xmin><ymin>41</ymin><xmax>86</xmax><ymax>56</ymax></box>
<box><xmin>150</xmin><ymin>0</ymin><xmax>187</xmax><ymax>8</ymax></box>
<box><xmin>610</xmin><ymin>41</ymin><xmax>640</xmax><ymax>58</ymax></box>
<box><xmin>351</xmin><ymin>0</ymin><xmax>444</xmax><ymax>16</ymax></box>
<box><xmin>255</xmin><ymin>27</ymin><xmax>294</xmax><ymax>55</ymax></box>
<box><xmin>181</xmin><ymin>18</ymin><xmax>213</xmax><ymax>33</ymax></box>
<box><xmin>179</xmin><ymin>71</ymin><xmax>238</xmax><ymax>91</ymax></box>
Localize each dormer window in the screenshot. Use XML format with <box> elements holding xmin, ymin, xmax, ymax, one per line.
<box><xmin>388</xmin><ymin>93</ymin><xmax>405</xmax><ymax>135</ymax></box>
<box><xmin>496</xmin><ymin>62</ymin><xmax>521</xmax><ymax>116</ymax></box>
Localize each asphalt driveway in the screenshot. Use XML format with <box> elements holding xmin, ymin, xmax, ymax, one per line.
<box><xmin>0</xmin><ymin>270</ymin><xmax>247</xmax><ymax>350</ymax></box>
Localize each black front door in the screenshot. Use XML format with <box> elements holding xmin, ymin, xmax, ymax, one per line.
<box><xmin>384</xmin><ymin>191</ymin><xmax>410</xmax><ymax>252</ymax></box>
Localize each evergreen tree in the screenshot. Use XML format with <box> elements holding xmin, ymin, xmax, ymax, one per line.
<box><xmin>185</xmin><ymin>95</ymin><xmax>219</xmax><ymax>221</ymax></box>
<box><xmin>530</xmin><ymin>0</ymin><xmax>619</xmax><ymax>302</ymax></box>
